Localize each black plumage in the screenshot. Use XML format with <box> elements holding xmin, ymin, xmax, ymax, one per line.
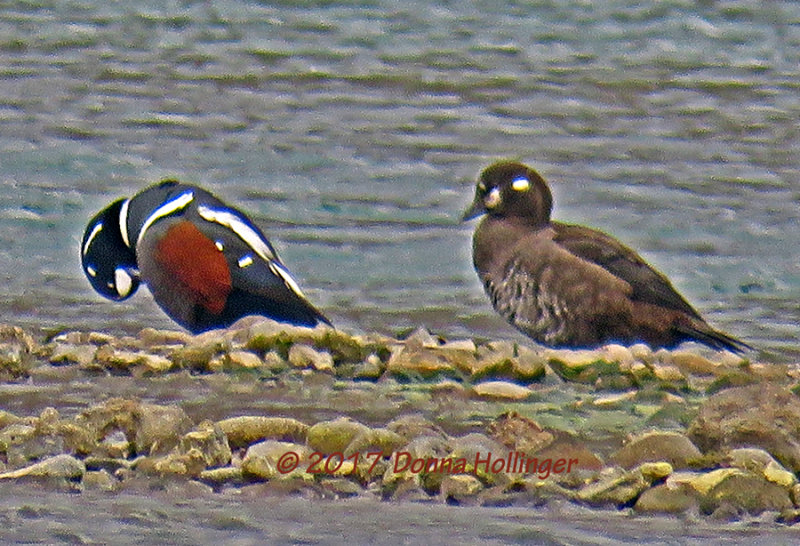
<box><xmin>81</xmin><ymin>180</ymin><xmax>330</xmax><ymax>333</ymax></box>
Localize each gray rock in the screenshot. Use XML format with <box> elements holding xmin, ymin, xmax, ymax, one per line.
<box><xmin>610</xmin><ymin>431</ymin><xmax>702</xmax><ymax>470</ymax></box>
<box><xmin>688</xmin><ymin>384</ymin><xmax>800</xmax><ymax>472</ymax></box>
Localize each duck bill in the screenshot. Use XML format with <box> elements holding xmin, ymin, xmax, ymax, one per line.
<box><xmin>461</xmin><ymin>198</ymin><xmax>486</xmax><ymax>221</ymax></box>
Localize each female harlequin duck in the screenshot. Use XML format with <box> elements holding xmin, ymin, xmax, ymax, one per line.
<box><xmin>81</xmin><ymin>180</ymin><xmax>330</xmax><ymax>333</ymax></box>
<box><xmin>462</xmin><ymin>161</ymin><xmax>750</xmax><ymax>353</ymax></box>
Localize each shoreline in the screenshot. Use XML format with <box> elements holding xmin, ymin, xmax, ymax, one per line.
<box><xmin>1</xmin><ymin>318</ymin><xmax>799</xmax><ymax>524</ymax></box>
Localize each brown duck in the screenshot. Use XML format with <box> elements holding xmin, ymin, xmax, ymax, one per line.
<box><xmin>462</xmin><ymin>161</ymin><xmax>750</xmax><ymax>353</ymax></box>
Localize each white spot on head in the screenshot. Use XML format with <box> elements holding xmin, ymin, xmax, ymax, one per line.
<box><xmin>215</xmin><ymin>241</ymin><xmax>224</xmax><ymax>251</ymax></box>
<box><xmin>485</xmin><ymin>187</ymin><xmax>501</xmax><ymax>209</ymax></box>
<box><xmin>137</xmin><ymin>191</ymin><xmax>195</xmax><ymax>246</ymax></box>
<box><xmin>477</xmin><ymin>181</ymin><xmax>486</xmax><ymax>191</ymax></box>
<box><xmin>511</xmin><ymin>177</ymin><xmax>530</xmax><ymax>192</ymax></box>
<box><xmin>114</xmin><ymin>267</ymin><xmax>134</xmax><ymax>298</ymax></box>
<box><xmin>238</xmin><ymin>254</ymin><xmax>254</xmax><ymax>268</ymax></box>
<box><xmin>86</xmin><ymin>265</ymin><xmax>97</xmax><ymax>277</ymax></box>
<box><xmin>82</xmin><ymin>222</ymin><xmax>103</xmax><ymax>257</ymax></box>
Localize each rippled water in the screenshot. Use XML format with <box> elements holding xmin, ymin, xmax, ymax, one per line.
<box><xmin>1</xmin><ymin>0</ymin><xmax>798</xmax><ymax>359</ymax></box>
<box><xmin>0</xmin><ymin>0</ymin><xmax>799</xmax><ymax>540</ymax></box>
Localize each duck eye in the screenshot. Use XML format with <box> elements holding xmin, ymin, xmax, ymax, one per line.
<box><xmin>512</xmin><ymin>177</ymin><xmax>530</xmax><ymax>192</ymax></box>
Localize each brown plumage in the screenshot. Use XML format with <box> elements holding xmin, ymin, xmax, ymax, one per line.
<box><xmin>462</xmin><ymin>161</ymin><xmax>750</xmax><ymax>353</ymax></box>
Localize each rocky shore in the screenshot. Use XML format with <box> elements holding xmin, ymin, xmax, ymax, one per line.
<box><xmin>1</xmin><ymin>319</ymin><xmax>799</xmax><ymax>524</ymax></box>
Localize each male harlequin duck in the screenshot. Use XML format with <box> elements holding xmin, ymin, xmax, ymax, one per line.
<box><xmin>81</xmin><ymin>180</ymin><xmax>330</xmax><ymax>333</ymax></box>
<box><xmin>462</xmin><ymin>161</ymin><xmax>750</xmax><ymax>353</ymax></box>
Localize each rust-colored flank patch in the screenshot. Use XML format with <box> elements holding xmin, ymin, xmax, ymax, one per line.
<box><xmin>155</xmin><ymin>220</ymin><xmax>232</xmax><ymax>314</ymax></box>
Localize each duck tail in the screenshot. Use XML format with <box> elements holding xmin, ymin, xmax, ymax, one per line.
<box><xmin>675</xmin><ymin>321</ymin><xmax>753</xmax><ymax>354</ymax></box>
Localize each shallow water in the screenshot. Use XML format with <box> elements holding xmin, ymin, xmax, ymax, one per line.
<box><xmin>0</xmin><ymin>0</ymin><xmax>799</xmax><ymax>540</ymax></box>
<box><xmin>3</xmin><ymin>489</ymin><xmax>800</xmax><ymax>545</ymax></box>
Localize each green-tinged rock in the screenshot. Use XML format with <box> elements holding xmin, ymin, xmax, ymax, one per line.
<box><xmin>344</xmin><ymin>428</ymin><xmax>405</xmax><ymax>457</ymax></box>
<box><xmin>288</xmin><ymin>344</ymin><xmax>334</xmax><ymax>371</ymax></box>
<box><xmin>700</xmin><ymin>472</ymin><xmax>793</xmax><ymax>516</ymax></box>
<box><xmin>673</xmin><ymin>468</ymin><xmax>743</xmax><ymax>496</ymax></box>
<box><xmin>0</xmin><ymin>408</ymin><xmax>93</xmax><ymax>467</ymax></box>
<box><xmin>544</xmin><ymin>348</ymin><xmax>631</xmax><ymax>386</ymax></box>
<box><xmin>49</xmin><ymin>344</ymin><xmax>96</xmax><ymax>368</ymax></box>
<box><xmin>138</xmin><ymin>327</ymin><xmax>191</xmax><ymax>347</ymax></box>
<box><xmin>77</xmin><ymin>398</ymin><xmax>193</xmax><ymax>456</ymax></box>
<box><xmin>576</xmin><ymin>467</ymin><xmax>650</xmax><ymax>507</ymax></box>
<box><xmin>727</xmin><ymin>448</ymin><xmax>797</xmax><ymax>488</ymax></box>
<box><xmin>487</xmin><ymin>412</ymin><xmax>554</xmax><ymax>455</ymax></box>
<box><xmin>638</xmin><ymin>461</ymin><xmax>673</xmax><ymax>480</ymax></box>
<box><xmin>634</xmin><ymin>483</ymin><xmax>699</xmax><ymax>514</ymax></box>
<box><xmin>170</xmin><ymin>330</ymin><xmax>228</xmax><ymax>370</ymax></box>
<box><xmin>510</xmin><ymin>345</ymin><xmax>547</xmax><ymax>382</ymax></box>
<box><xmin>262</xmin><ymin>350</ymin><xmax>289</xmax><ymax>372</ymax></box>
<box><xmin>83</xmin><ymin>469</ymin><xmax>117</xmax><ymax>491</ymax></box>
<box><xmin>244</xmin><ymin>319</ymin><xmax>317</xmax><ymax>354</ymax></box>
<box><xmin>472</xmin><ymin>381</ymin><xmax>533</xmax><ymax>400</ymax></box>
<box><xmin>386</xmin><ymin>345</ymin><xmax>458</xmax><ymax>380</ymax></box>
<box><xmin>0</xmin><ymin>454</ymin><xmax>85</xmax><ymax>481</ymax></box>
<box><xmin>216</xmin><ymin>416</ymin><xmax>308</xmax><ymax>449</ymax></box>
<box><xmin>224</xmin><ymin>350</ymin><xmax>264</xmax><ymax>370</ymax></box>
<box><xmin>0</xmin><ymin>325</ymin><xmax>37</xmax><ymax>378</ymax></box>
<box><xmin>441</xmin><ymin>474</ymin><xmax>484</xmax><ymax>503</ymax></box>
<box><xmin>651</xmin><ymin>362</ymin><xmax>686</xmax><ymax>383</ymax></box>
<box><xmin>94</xmin><ymin>346</ymin><xmax>173</xmax><ymax>374</ymax></box>
<box><xmin>610</xmin><ymin>431</ymin><xmax>702</xmax><ymax>470</ymax></box>
<box><xmin>316</xmin><ymin>328</ymin><xmax>377</xmax><ymax>364</ymax></box>
<box><xmin>138</xmin><ymin>448</ymin><xmax>208</xmax><ymax>477</ymax></box>
<box><xmin>177</xmin><ymin>421</ymin><xmax>231</xmax><ymax>468</ymax></box>
<box><xmin>352</xmin><ymin>354</ymin><xmax>384</xmax><ymax>380</ymax></box>
<box><xmin>241</xmin><ymin>440</ymin><xmax>311</xmax><ymax>480</ymax></box>
<box><xmin>320</xmin><ymin>477</ymin><xmax>363</xmax><ymax>498</ymax></box>
<box><xmin>386</xmin><ymin>414</ymin><xmax>448</xmax><ymax>441</ymax></box>
<box><xmin>307</xmin><ymin>418</ymin><xmax>370</xmax><ymax>454</ymax></box>
<box><xmin>670</xmin><ymin>351</ymin><xmax>720</xmax><ymax>376</ymax></box>
<box><xmin>462</xmin><ymin>343</ymin><xmax>513</xmax><ymax>379</ymax></box>
<box><xmin>448</xmin><ymin>433</ymin><xmax>510</xmax><ymax>486</ymax></box>
<box><xmin>592</xmin><ymin>391</ymin><xmax>637</xmax><ymax>408</ymax></box>
<box><xmin>705</xmin><ymin>372</ymin><xmax>758</xmax><ymax>394</ymax></box>
<box><xmin>0</xmin><ymin>410</ymin><xmax>20</xmax><ymax>429</ymax></box>
<box><xmin>0</xmin><ymin>423</ymin><xmax>37</xmax><ymax>466</ymax></box>
<box><xmin>383</xmin><ymin>435</ymin><xmax>452</xmax><ymax>493</ymax></box>
<box><xmin>198</xmin><ymin>466</ymin><xmax>244</xmax><ymax>486</ymax></box>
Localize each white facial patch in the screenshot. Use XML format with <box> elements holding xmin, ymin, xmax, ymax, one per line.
<box><xmin>82</xmin><ymin>222</ymin><xmax>103</xmax><ymax>257</ymax></box>
<box><xmin>197</xmin><ymin>205</ymin><xmax>276</xmax><ymax>261</ymax></box>
<box><xmin>86</xmin><ymin>265</ymin><xmax>97</xmax><ymax>278</ymax></box>
<box><xmin>215</xmin><ymin>241</ymin><xmax>224</xmax><ymax>251</ymax></box>
<box><xmin>484</xmin><ymin>187</ymin><xmax>501</xmax><ymax>209</ymax></box>
<box><xmin>119</xmin><ymin>198</ymin><xmax>131</xmax><ymax>248</ymax></box>
<box><xmin>511</xmin><ymin>177</ymin><xmax>530</xmax><ymax>192</ymax></box>
<box><xmin>114</xmin><ymin>267</ymin><xmax>134</xmax><ymax>297</ymax></box>
<box><xmin>238</xmin><ymin>254</ymin><xmax>254</xmax><ymax>268</ymax></box>
<box><xmin>137</xmin><ymin>191</ymin><xmax>195</xmax><ymax>246</ymax></box>
<box><xmin>477</xmin><ymin>181</ymin><xmax>486</xmax><ymax>191</ymax></box>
